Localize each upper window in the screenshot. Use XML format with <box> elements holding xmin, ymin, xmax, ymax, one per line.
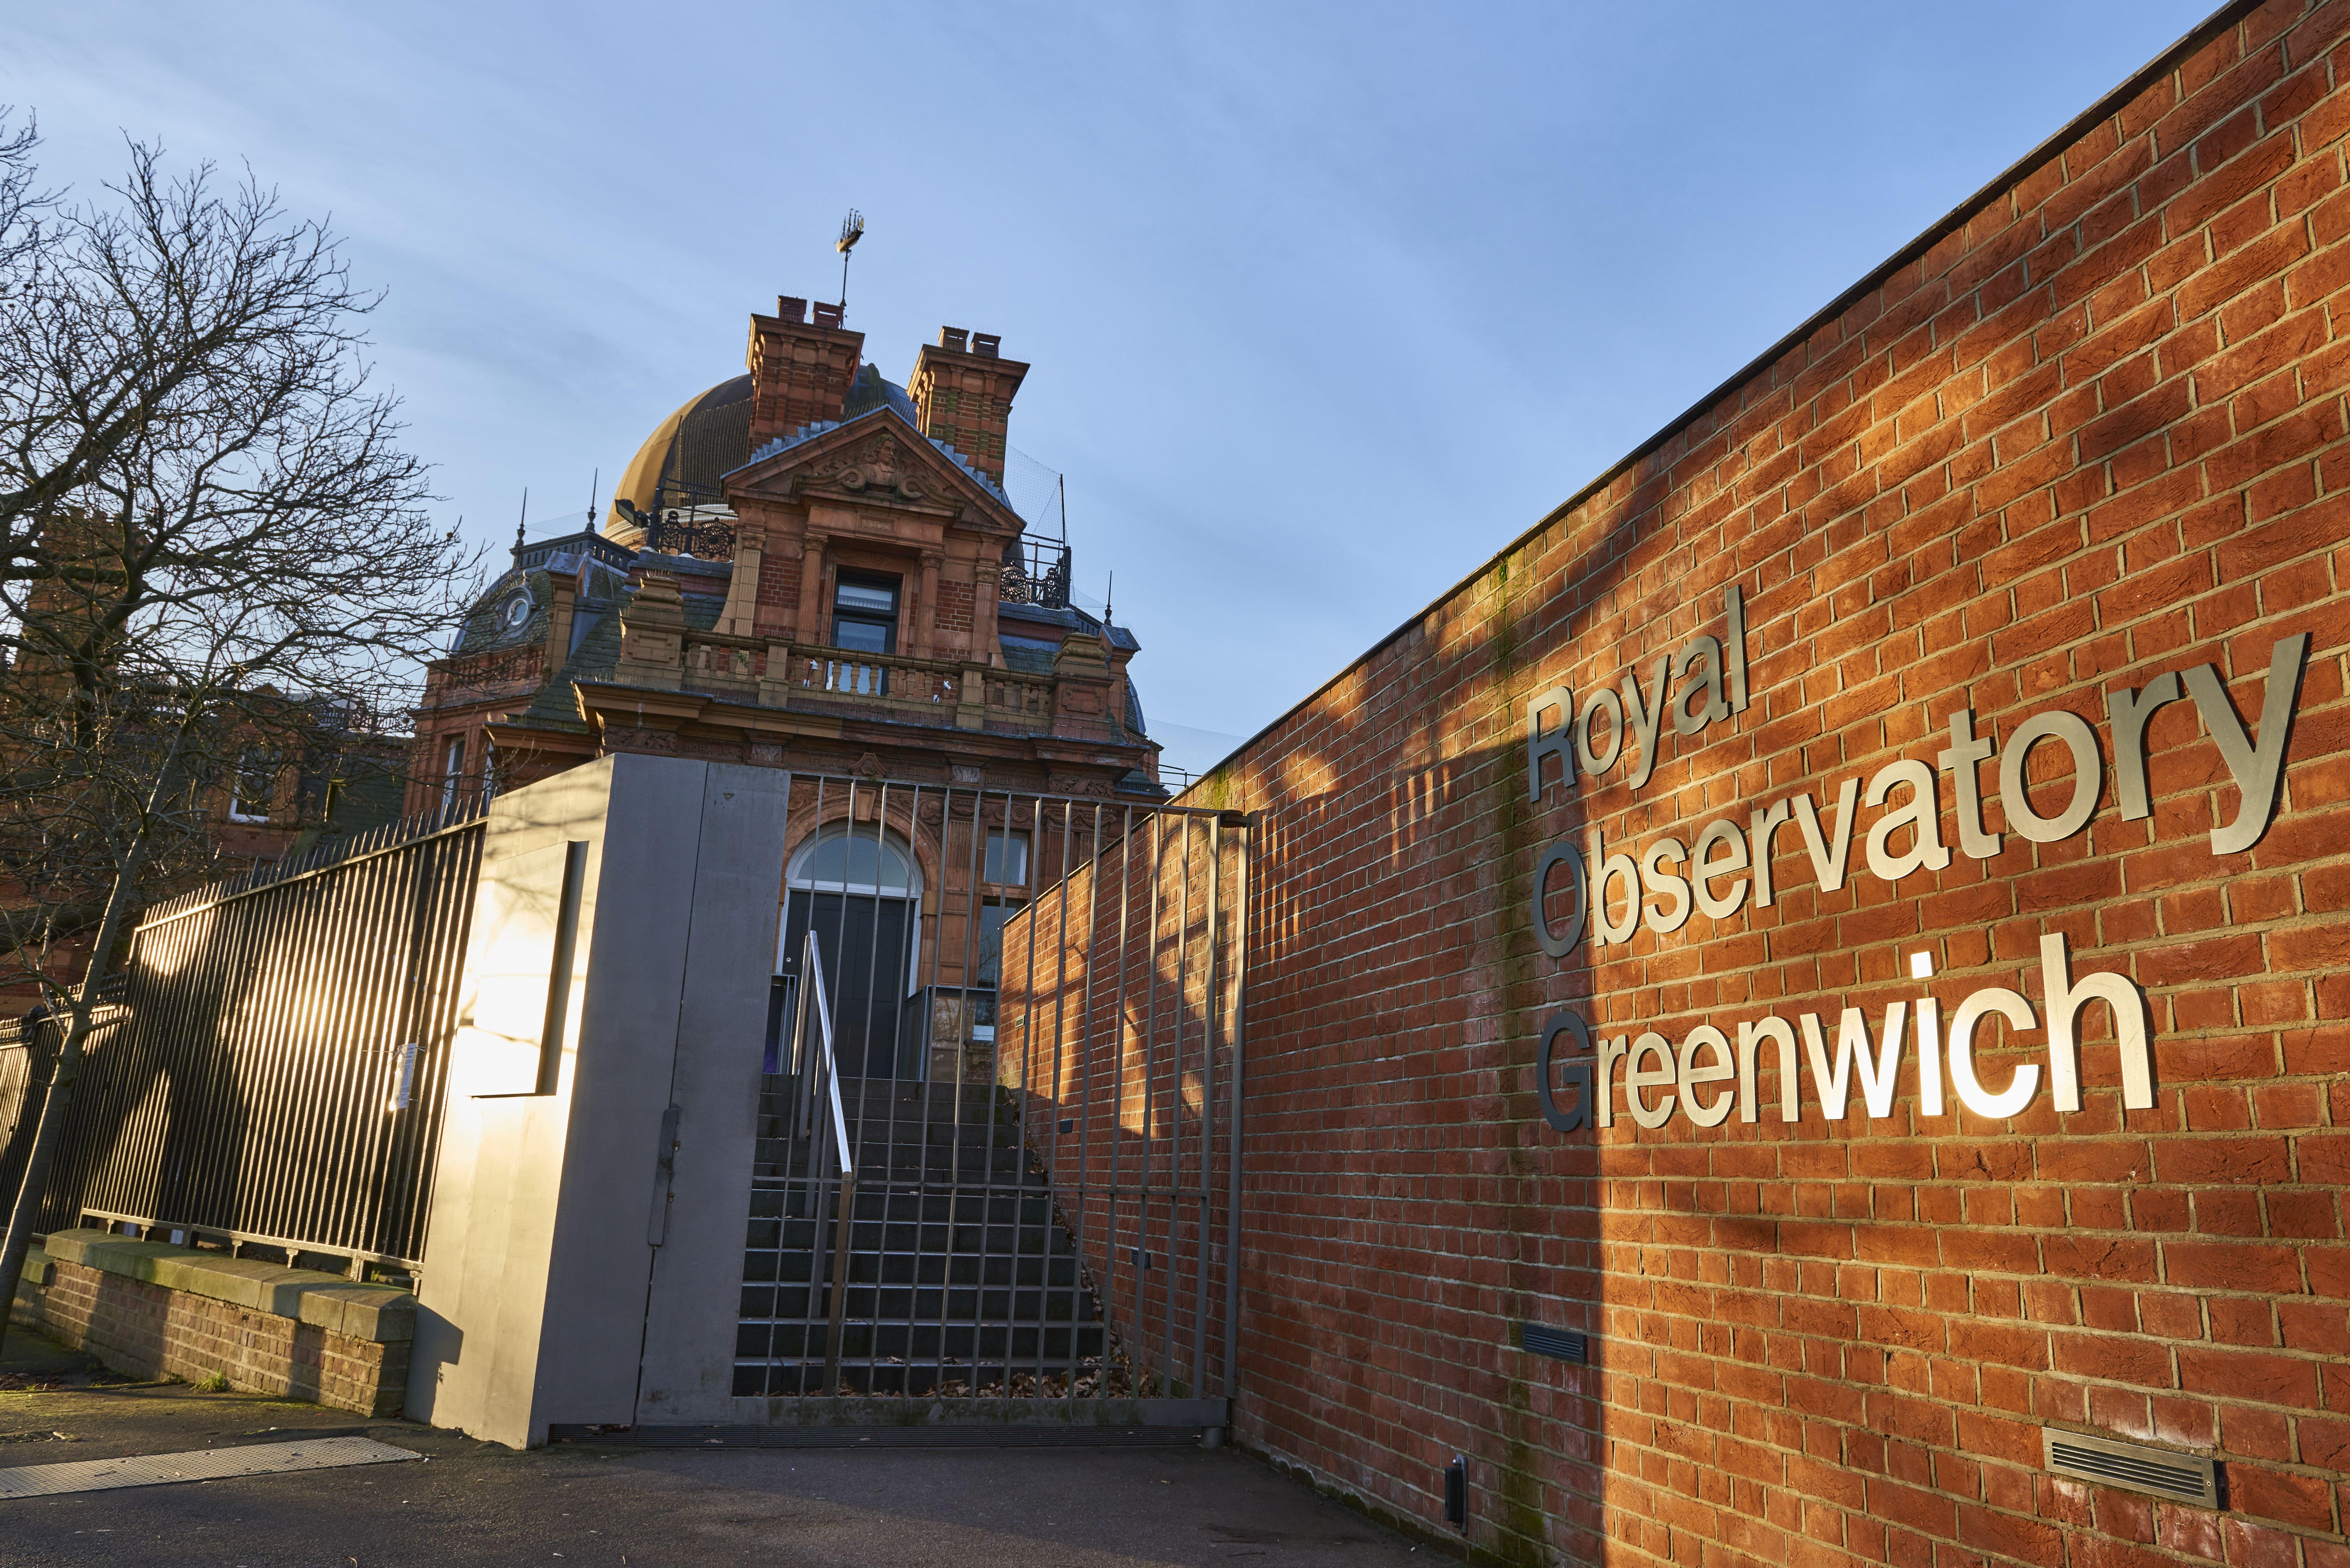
<box><xmin>787</xmin><ymin>823</ymin><xmax>921</xmax><ymax>897</ymax></box>
<box><xmin>976</xmin><ymin>901</ymin><xmax>1012</xmax><ymax>988</ymax></box>
<box><xmin>831</xmin><ymin>572</ymin><xmax>900</xmax><ymax>656</ymax></box>
<box><xmin>228</xmin><ymin>750</ymin><xmax>277</xmax><ymax>823</ymax></box>
<box><xmin>984</xmin><ymin>829</ymin><xmax>1029</xmax><ymax>887</ymax></box>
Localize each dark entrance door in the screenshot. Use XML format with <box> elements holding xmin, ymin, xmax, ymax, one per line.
<box><xmin>782</xmin><ymin>890</ymin><xmax>914</xmax><ymax>1078</ymax></box>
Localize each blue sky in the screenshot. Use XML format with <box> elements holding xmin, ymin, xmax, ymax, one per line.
<box><xmin>5</xmin><ymin>1</ymin><xmax>2216</xmax><ymax>776</ymax></box>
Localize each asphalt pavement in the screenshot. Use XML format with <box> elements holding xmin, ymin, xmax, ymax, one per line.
<box><xmin>0</xmin><ymin>1327</ymin><xmax>1433</xmax><ymax>1568</ymax></box>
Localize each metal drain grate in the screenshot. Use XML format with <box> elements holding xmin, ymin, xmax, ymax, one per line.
<box><xmin>1515</xmin><ymin>1322</ymin><xmax>1590</xmax><ymax>1364</ymax></box>
<box><xmin>2043</xmin><ymin>1429</ymin><xmax>2220</xmax><ymax>1508</ymax></box>
<box><xmin>0</xmin><ymin>1435</ymin><xmax>419</xmax><ymax>1499</ymax></box>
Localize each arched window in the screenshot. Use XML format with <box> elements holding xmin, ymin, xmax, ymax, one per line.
<box><xmin>786</xmin><ymin>823</ymin><xmax>921</xmax><ymax>898</ymax></box>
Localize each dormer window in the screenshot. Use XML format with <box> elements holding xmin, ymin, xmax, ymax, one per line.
<box><xmin>228</xmin><ymin>749</ymin><xmax>278</xmax><ymax>823</ymax></box>
<box><xmin>832</xmin><ymin>572</ymin><xmax>899</xmax><ymax>655</ymax></box>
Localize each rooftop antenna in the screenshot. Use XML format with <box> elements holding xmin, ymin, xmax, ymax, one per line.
<box><xmin>515</xmin><ymin>487</ymin><xmax>528</xmax><ymax>550</ymax></box>
<box><xmin>835</xmin><ymin>209</ymin><xmax>865</xmax><ymax>310</ymax></box>
<box><xmin>586</xmin><ymin>467</ymin><xmax>599</xmax><ymax>529</ymax></box>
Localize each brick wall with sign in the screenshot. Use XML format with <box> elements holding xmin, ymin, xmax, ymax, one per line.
<box><xmin>1187</xmin><ymin>3</ymin><xmax>2350</xmax><ymax>1564</ymax></box>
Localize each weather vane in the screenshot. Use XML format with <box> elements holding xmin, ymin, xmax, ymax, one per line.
<box><xmin>836</xmin><ymin>209</ymin><xmax>865</xmax><ymax>310</ymax></box>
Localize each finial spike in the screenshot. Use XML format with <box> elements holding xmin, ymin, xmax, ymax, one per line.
<box><xmin>587</xmin><ymin>467</ymin><xmax>599</xmax><ymax>528</ymax></box>
<box><xmin>516</xmin><ymin>487</ymin><xmax>528</xmax><ymax>550</ymax></box>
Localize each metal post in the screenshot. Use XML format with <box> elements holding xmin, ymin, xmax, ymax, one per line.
<box><xmin>1221</xmin><ymin>813</ymin><xmax>1250</xmax><ymax>1402</ymax></box>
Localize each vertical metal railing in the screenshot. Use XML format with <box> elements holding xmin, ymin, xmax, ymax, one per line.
<box><xmin>27</xmin><ymin>803</ymin><xmax>486</xmax><ymax>1274</ymax></box>
<box><xmin>733</xmin><ymin>777</ymin><xmax>1247</xmax><ymax>1411</ymax></box>
<box><xmin>790</xmin><ymin>929</ymin><xmax>857</xmax><ymax>1394</ymax></box>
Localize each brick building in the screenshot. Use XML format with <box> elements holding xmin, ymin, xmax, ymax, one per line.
<box><xmin>406</xmin><ymin>299</ymin><xmax>1164</xmax><ymax>1076</ymax></box>
<box><xmin>1102</xmin><ymin>1</ymin><xmax>2350</xmax><ymax>1562</ymax></box>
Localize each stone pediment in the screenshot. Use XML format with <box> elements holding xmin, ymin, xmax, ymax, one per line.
<box><xmin>724</xmin><ymin>409</ymin><xmax>1024</xmax><ymax>534</ymax></box>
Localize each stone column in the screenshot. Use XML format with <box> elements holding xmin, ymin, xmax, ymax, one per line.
<box><xmin>913</xmin><ymin>551</ymin><xmax>943</xmax><ymax>660</ymax></box>
<box><xmin>795</xmin><ymin>537</ymin><xmax>826</xmax><ymax>646</ymax></box>
<box><xmin>715</xmin><ymin>518</ymin><xmax>763</xmax><ymax>638</ymax></box>
<box><xmin>976</xmin><ymin>558</ymin><xmax>1004</xmax><ymax>667</ymax></box>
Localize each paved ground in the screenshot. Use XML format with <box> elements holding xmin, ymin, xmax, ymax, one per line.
<box><xmin>0</xmin><ymin>1328</ymin><xmax>1433</xmax><ymax>1568</ymax></box>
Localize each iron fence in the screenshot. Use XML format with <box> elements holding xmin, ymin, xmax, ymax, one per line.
<box><xmin>29</xmin><ymin>802</ymin><xmax>487</xmax><ymax>1274</ymax></box>
<box><xmin>732</xmin><ymin>776</ymin><xmax>1248</xmax><ymax>1413</ymax></box>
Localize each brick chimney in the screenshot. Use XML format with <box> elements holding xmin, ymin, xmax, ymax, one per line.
<box><xmin>746</xmin><ymin>296</ymin><xmax>865</xmax><ymax>449</ymax></box>
<box><xmin>907</xmin><ymin>328</ymin><xmax>1030</xmax><ymax>486</ymax></box>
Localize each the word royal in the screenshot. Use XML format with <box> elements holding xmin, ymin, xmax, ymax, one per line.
<box><xmin>1523</xmin><ymin>590</ymin><xmax>2308</xmax><ymax>1136</ymax></box>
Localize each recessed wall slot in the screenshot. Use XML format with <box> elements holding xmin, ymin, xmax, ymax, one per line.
<box><xmin>1444</xmin><ymin>1454</ymin><xmax>1467</xmax><ymax>1529</ymax></box>
<box><xmin>2043</xmin><ymin>1428</ymin><xmax>2220</xmax><ymax>1508</ymax></box>
<box><xmin>1516</xmin><ymin>1321</ymin><xmax>1590</xmax><ymax>1364</ymax></box>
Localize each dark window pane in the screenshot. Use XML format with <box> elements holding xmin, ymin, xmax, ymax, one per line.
<box><xmin>977</xmin><ymin>902</ymin><xmax>1011</xmax><ymax>987</ymax></box>
<box><xmin>834</xmin><ymin>617</ymin><xmax>891</xmax><ymax>654</ymax></box>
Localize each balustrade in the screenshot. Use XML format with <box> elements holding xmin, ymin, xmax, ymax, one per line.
<box><xmin>671</xmin><ymin>634</ymin><xmax>1055</xmax><ymax>730</ymax></box>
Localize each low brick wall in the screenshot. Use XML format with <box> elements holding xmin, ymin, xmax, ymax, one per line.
<box><xmin>8</xmin><ymin>1230</ymin><xmax>415</xmax><ymax>1417</ymax></box>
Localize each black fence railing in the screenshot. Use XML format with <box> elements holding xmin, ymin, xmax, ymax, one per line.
<box><xmin>643</xmin><ymin>508</ymin><xmax>736</xmax><ymax>561</ymax></box>
<box><xmin>999</xmin><ymin>539</ymin><xmax>1071</xmax><ymax>609</ymax></box>
<box><xmin>24</xmin><ymin>803</ymin><xmax>488</xmax><ymax>1272</ymax></box>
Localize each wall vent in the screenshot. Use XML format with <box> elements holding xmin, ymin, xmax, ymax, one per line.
<box><xmin>2043</xmin><ymin>1428</ymin><xmax>2221</xmax><ymax>1509</ymax></box>
<box><xmin>1515</xmin><ymin>1322</ymin><xmax>1590</xmax><ymax>1364</ymax></box>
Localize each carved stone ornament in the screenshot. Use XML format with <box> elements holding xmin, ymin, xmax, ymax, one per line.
<box><xmin>820</xmin><ymin>434</ymin><xmax>902</xmax><ymax>488</ymax></box>
<box><xmin>853</xmin><ymin>751</ymin><xmax>883</xmax><ymax>778</ymax></box>
<box><xmin>949</xmin><ymin>764</ymin><xmax>984</xmax><ymax>786</ymax></box>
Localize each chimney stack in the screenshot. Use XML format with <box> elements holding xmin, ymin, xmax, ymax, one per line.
<box><xmin>746</xmin><ymin>298</ymin><xmax>865</xmax><ymax>449</ymax></box>
<box><xmin>907</xmin><ymin>327</ymin><xmax>1029</xmax><ymax>487</ymax></box>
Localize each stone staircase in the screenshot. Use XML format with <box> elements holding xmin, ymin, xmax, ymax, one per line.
<box><xmin>735</xmin><ymin>1077</ymin><xmax>1110</xmax><ymax>1398</ymax></box>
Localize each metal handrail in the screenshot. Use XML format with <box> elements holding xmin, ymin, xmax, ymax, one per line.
<box><xmin>792</xmin><ymin>929</ymin><xmax>857</xmax><ymax>1396</ymax></box>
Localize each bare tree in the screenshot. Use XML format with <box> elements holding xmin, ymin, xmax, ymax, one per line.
<box><xmin>0</xmin><ymin>117</ymin><xmax>480</xmax><ymax>1351</ymax></box>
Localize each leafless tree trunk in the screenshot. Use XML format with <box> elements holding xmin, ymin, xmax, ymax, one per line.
<box><xmin>0</xmin><ymin>115</ymin><xmax>478</xmax><ymax>1356</ymax></box>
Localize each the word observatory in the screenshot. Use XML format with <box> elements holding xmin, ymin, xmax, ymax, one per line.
<box><xmin>1521</xmin><ymin>587</ymin><xmax>2308</xmax><ymax>1137</ymax></box>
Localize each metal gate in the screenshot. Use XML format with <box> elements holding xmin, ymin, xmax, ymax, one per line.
<box><xmin>729</xmin><ymin>776</ymin><xmax>1248</xmax><ymax>1426</ymax></box>
<box><xmin>29</xmin><ymin>806</ymin><xmax>484</xmax><ymax>1276</ymax></box>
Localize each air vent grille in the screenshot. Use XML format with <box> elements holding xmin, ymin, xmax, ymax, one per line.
<box><xmin>1517</xmin><ymin>1323</ymin><xmax>1590</xmax><ymax>1364</ymax></box>
<box><xmin>2043</xmin><ymin>1429</ymin><xmax>2219</xmax><ymax>1508</ymax></box>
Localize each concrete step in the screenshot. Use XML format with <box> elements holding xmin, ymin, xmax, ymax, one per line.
<box><xmin>739</xmin><ymin>1322</ymin><xmax>1109</xmax><ymax>1362</ymax></box>
<box><xmin>735</xmin><ymin>1364</ymin><xmax>1117</xmax><ymax>1398</ymax></box>
<box><xmin>740</xmin><ymin>1283</ymin><xmax>1099</xmax><ymax>1321</ymax></box>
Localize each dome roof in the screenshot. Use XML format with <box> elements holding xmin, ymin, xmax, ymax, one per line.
<box><xmin>606</xmin><ymin>374</ymin><xmax>752</xmax><ymax>535</ymax></box>
<box><xmin>605</xmin><ymin>365</ymin><xmax>919</xmax><ymax>538</ymax></box>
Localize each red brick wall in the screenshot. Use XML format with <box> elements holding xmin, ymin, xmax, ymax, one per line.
<box><xmin>1181</xmin><ymin>4</ymin><xmax>2350</xmax><ymax>1564</ymax></box>
<box><xmin>14</xmin><ymin>1262</ymin><xmax>408</xmax><ymax>1417</ymax></box>
<box><xmin>757</xmin><ymin>550</ymin><xmax>799</xmax><ymax>618</ymax></box>
<box><xmin>1001</xmin><ymin>813</ymin><xmax>1240</xmax><ymax>1398</ymax></box>
<box><xmin>936</xmin><ymin>579</ymin><xmax>975</xmax><ymax>638</ymax></box>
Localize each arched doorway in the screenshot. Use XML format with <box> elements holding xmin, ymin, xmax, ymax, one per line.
<box><xmin>776</xmin><ymin>821</ymin><xmax>923</xmax><ymax>1078</ymax></box>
